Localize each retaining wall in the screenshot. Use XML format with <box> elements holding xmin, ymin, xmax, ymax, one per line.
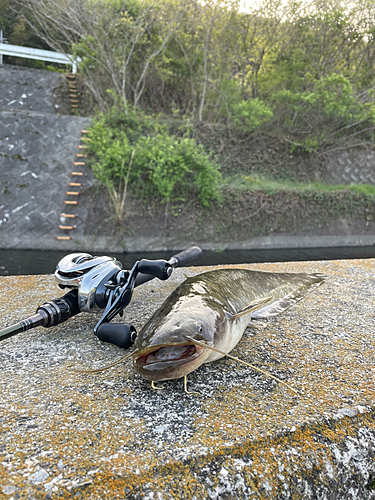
<box><xmin>1</xmin><ymin>64</ymin><xmax>375</xmax><ymax>253</ymax></box>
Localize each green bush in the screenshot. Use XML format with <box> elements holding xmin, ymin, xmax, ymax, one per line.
<box><xmin>270</xmin><ymin>73</ymin><xmax>375</xmax><ymax>152</ymax></box>
<box><xmin>301</xmin><ymin>73</ymin><xmax>358</xmax><ymax>120</ymax></box>
<box><xmin>87</xmin><ymin>107</ymin><xmax>221</xmax><ymax>207</ymax></box>
<box><xmin>231</xmin><ymin>98</ymin><xmax>274</xmax><ymax>133</ymax></box>
<box><xmin>88</xmin><ymin>122</ymin><xmax>133</xmax><ymax>189</ymax></box>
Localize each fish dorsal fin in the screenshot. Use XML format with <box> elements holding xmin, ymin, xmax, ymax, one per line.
<box><xmin>230</xmin><ymin>296</ymin><xmax>273</xmax><ymax>320</ymax></box>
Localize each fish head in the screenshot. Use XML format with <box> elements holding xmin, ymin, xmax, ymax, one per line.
<box><xmin>133</xmin><ymin>297</ymin><xmax>224</xmax><ymax>381</ymax></box>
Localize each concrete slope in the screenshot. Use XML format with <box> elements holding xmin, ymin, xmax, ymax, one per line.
<box><xmin>0</xmin><ymin>64</ymin><xmax>62</xmax><ymax>113</ymax></box>
<box><xmin>0</xmin><ymin>65</ymin><xmax>93</xmax><ymax>250</ymax></box>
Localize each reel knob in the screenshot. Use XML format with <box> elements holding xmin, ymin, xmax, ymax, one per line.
<box><xmin>95</xmin><ymin>323</ymin><xmax>137</xmax><ymax>349</ymax></box>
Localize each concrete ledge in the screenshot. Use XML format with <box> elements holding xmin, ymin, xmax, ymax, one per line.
<box><xmin>41</xmin><ymin>232</ymin><xmax>375</xmax><ymax>255</ymax></box>
<box><xmin>0</xmin><ymin>259</ymin><xmax>375</xmax><ymax>498</ymax></box>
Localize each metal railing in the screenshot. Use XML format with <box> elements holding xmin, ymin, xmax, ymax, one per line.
<box><xmin>0</xmin><ymin>33</ymin><xmax>80</xmax><ymax>73</ymax></box>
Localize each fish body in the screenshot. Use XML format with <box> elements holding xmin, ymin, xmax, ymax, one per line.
<box><xmin>133</xmin><ymin>268</ymin><xmax>325</xmax><ymax>381</ymax></box>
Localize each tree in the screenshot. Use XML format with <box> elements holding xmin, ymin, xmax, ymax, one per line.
<box><xmin>16</xmin><ymin>0</ymin><xmax>190</xmax><ymax>112</ymax></box>
<box><xmin>1</xmin><ymin>0</ymin><xmax>52</xmax><ymax>65</ymax></box>
<box><xmin>10</xmin><ymin>16</ymin><xmax>27</xmax><ymax>45</ymax></box>
<box><xmin>11</xmin><ymin>0</ymin><xmax>375</xmax><ymax>151</ymax></box>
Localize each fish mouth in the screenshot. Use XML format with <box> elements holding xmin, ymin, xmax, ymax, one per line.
<box><xmin>133</xmin><ymin>342</ymin><xmax>207</xmax><ymax>381</ymax></box>
<box><xmin>135</xmin><ymin>344</ymin><xmax>200</xmax><ymax>367</ymax></box>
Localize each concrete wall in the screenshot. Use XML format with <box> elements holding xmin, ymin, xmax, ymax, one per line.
<box><xmin>0</xmin><ymin>64</ymin><xmax>62</xmax><ymax>113</ymax></box>
<box><xmin>325</xmin><ymin>149</ymin><xmax>375</xmax><ymax>185</ymax></box>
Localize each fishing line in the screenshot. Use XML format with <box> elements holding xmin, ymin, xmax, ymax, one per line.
<box><xmin>187</xmin><ymin>337</ymin><xmax>298</xmax><ymax>394</ymax></box>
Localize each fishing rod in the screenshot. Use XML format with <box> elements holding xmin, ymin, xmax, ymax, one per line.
<box><xmin>0</xmin><ymin>246</ymin><xmax>203</xmax><ymax>349</ymax></box>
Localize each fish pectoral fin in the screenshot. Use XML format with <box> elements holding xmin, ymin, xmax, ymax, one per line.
<box><xmin>230</xmin><ymin>296</ymin><xmax>273</xmax><ymax>320</ymax></box>
<box><xmin>247</xmin><ymin>320</ymin><xmax>267</xmax><ymax>329</ymax></box>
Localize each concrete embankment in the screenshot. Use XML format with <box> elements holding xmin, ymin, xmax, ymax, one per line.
<box><xmin>0</xmin><ymin>65</ymin><xmax>93</xmax><ymax>250</ymax></box>
<box><xmin>1</xmin><ymin>64</ymin><xmax>375</xmax><ymax>253</ymax></box>
<box><xmin>0</xmin><ymin>259</ymin><xmax>375</xmax><ymax>498</ymax></box>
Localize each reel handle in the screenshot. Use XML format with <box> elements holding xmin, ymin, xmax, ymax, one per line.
<box><xmin>95</xmin><ymin>322</ymin><xmax>136</xmax><ymax>348</ymax></box>
<box><xmin>170</xmin><ymin>246</ymin><xmax>203</xmax><ymax>267</ymax></box>
<box><xmin>134</xmin><ymin>246</ymin><xmax>203</xmax><ymax>287</ymax></box>
<box><xmin>137</xmin><ymin>259</ymin><xmax>172</xmax><ymax>280</ymax></box>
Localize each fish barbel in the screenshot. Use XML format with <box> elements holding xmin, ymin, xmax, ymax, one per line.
<box><xmin>133</xmin><ymin>268</ymin><xmax>325</xmax><ymax>382</ymax></box>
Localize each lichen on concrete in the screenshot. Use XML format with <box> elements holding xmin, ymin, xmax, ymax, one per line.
<box><xmin>0</xmin><ymin>259</ymin><xmax>375</xmax><ymax>498</ymax></box>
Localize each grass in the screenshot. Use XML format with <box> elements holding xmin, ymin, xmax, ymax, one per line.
<box><xmin>223</xmin><ymin>174</ymin><xmax>375</xmax><ymax>196</ymax></box>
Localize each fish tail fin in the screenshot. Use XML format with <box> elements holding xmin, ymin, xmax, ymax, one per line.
<box><xmin>252</xmin><ymin>273</ymin><xmax>327</xmax><ymax>320</ymax></box>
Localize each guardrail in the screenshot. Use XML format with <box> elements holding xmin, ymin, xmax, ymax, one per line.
<box><xmin>0</xmin><ymin>42</ymin><xmax>80</xmax><ymax>73</ymax></box>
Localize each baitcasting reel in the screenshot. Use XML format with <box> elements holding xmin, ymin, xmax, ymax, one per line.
<box><xmin>0</xmin><ymin>246</ymin><xmax>203</xmax><ymax>349</ymax></box>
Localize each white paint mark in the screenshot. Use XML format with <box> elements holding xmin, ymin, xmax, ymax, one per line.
<box><xmin>12</xmin><ymin>202</ymin><xmax>30</xmax><ymax>214</ymax></box>
<box><xmin>20</xmin><ymin>171</ymin><xmax>39</xmax><ymax>179</ymax></box>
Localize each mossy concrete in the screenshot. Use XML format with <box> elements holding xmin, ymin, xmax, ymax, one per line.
<box><xmin>0</xmin><ymin>259</ymin><xmax>375</xmax><ymax>499</ymax></box>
